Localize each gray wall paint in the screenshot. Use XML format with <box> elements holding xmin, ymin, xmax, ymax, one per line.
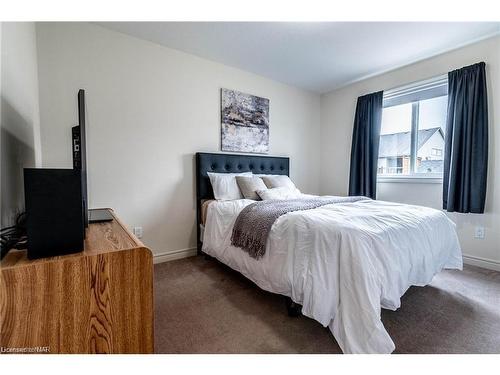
<box><xmin>36</xmin><ymin>22</ymin><xmax>321</xmax><ymax>256</ymax></box>
<box><xmin>0</xmin><ymin>22</ymin><xmax>41</xmax><ymax>227</ymax></box>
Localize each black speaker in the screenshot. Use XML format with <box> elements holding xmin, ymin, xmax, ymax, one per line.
<box><xmin>24</xmin><ymin>168</ymin><xmax>85</xmax><ymax>259</ymax></box>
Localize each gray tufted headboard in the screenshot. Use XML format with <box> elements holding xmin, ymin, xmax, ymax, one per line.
<box><xmin>195</xmin><ymin>152</ymin><xmax>290</xmax><ymax>252</ymax></box>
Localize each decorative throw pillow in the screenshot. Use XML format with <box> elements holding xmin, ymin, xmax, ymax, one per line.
<box><xmin>207</xmin><ymin>171</ymin><xmax>252</xmax><ymax>200</ymax></box>
<box><xmin>256</xmin><ymin>187</ymin><xmax>302</xmax><ymax>200</ymax></box>
<box><xmin>235</xmin><ymin>176</ymin><xmax>268</xmax><ymax>200</ymax></box>
<box><xmin>260</xmin><ymin>175</ymin><xmax>297</xmax><ymax>190</ymax></box>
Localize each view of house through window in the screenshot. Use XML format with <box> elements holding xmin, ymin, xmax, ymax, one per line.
<box><xmin>378</xmin><ymin>83</ymin><xmax>448</xmax><ymax>176</ymax></box>
<box><xmin>416</xmin><ymin>96</ymin><xmax>447</xmax><ymax>173</ymax></box>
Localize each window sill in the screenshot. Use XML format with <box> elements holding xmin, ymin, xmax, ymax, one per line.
<box><xmin>377</xmin><ymin>175</ymin><xmax>443</xmax><ymax>184</ymax></box>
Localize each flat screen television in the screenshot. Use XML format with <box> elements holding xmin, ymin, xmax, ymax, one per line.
<box><xmin>72</xmin><ymin>89</ymin><xmax>88</xmax><ymax>228</ymax></box>
<box><xmin>72</xmin><ymin>89</ymin><xmax>113</xmax><ymax>227</ymax></box>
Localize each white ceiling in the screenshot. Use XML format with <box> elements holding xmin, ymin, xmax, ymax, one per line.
<box><xmin>96</xmin><ymin>22</ymin><xmax>500</xmax><ymax>93</ymax></box>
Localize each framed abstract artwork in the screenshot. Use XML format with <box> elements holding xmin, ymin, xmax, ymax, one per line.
<box><xmin>221</xmin><ymin>88</ymin><xmax>269</xmax><ymax>154</ymax></box>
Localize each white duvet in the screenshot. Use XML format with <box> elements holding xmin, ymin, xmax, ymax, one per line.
<box><xmin>202</xmin><ymin>197</ymin><xmax>462</xmax><ymax>354</ymax></box>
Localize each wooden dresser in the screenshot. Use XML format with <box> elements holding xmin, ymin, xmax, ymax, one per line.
<box><xmin>0</xmin><ymin>209</ymin><xmax>154</xmax><ymax>354</ymax></box>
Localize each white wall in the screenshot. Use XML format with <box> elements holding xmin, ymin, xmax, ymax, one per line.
<box><xmin>0</xmin><ymin>22</ymin><xmax>41</xmax><ymax>227</ymax></box>
<box><xmin>320</xmin><ymin>35</ymin><xmax>500</xmax><ymax>270</ymax></box>
<box><xmin>36</xmin><ymin>22</ymin><xmax>321</xmax><ymax>257</ymax></box>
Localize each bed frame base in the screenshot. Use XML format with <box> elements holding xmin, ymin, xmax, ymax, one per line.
<box><xmin>285</xmin><ymin>297</ymin><xmax>302</xmax><ymax>317</ymax></box>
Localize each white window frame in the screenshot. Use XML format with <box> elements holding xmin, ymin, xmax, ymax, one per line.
<box><xmin>378</xmin><ymin>75</ymin><xmax>447</xmax><ymax>184</ymax></box>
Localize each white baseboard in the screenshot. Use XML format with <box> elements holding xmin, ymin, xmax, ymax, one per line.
<box><xmin>153</xmin><ymin>247</ymin><xmax>197</xmax><ymax>264</ymax></box>
<box><xmin>152</xmin><ymin>248</ymin><xmax>500</xmax><ymax>272</ymax></box>
<box><xmin>463</xmin><ymin>254</ymin><xmax>500</xmax><ymax>272</ymax></box>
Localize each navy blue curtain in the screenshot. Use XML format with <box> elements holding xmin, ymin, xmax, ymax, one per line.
<box><xmin>348</xmin><ymin>91</ymin><xmax>383</xmax><ymax>199</ymax></box>
<box><xmin>443</xmin><ymin>62</ymin><xmax>488</xmax><ymax>213</ymax></box>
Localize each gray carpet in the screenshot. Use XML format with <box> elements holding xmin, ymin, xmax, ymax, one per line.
<box><xmin>154</xmin><ymin>256</ymin><xmax>500</xmax><ymax>354</ymax></box>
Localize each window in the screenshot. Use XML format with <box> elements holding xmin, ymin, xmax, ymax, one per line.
<box><xmin>431</xmin><ymin>148</ymin><xmax>443</xmax><ymax>157</ymax></box>
<box><xmin>378</xmin><ymin>76</ymin><xmax>448</xmax><ymax>178</ymax></box>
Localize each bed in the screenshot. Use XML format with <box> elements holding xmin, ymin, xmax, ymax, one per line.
<box><xmin>195</xmin><ymin>152</ymin><xmax>463</xmax><ymax>354</ymax></box>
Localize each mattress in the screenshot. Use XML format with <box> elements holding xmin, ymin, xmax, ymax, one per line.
<box><xmin>200</xmin><ymin>199</ymin><xmax>216</xmax><ymax>226</ymax></box>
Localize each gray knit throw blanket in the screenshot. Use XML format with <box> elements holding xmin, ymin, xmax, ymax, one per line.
<box><xmin>231</xmin><ymin>196</ymin><xmax>367</xmax><ymax>259</ymax></box>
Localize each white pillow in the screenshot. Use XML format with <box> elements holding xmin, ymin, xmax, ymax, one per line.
<box><xmin>207</xmin><ymin>171</ymin><xmax>252</xmax><ymax>200</ymax></box>
<box><xmin>260</xmin><ymin>175</ymin><xmax>297</xmax><ymax>190</ymax></box>
<box><xmin>256</xmin><ymin>187</ymin><xmax>301</xmax><ymax>200</ymax></box>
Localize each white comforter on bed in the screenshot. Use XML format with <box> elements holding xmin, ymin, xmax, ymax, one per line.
<box><xmin>202</xmin><ymin>197</ymin><xmax>462</xmax><ymax>354</ymax></box>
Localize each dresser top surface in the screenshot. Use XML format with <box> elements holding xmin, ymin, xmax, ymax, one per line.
<box><xmin>1</xmin><ymin>209</ymin><xmax>146</xmax><ymax>270</ymax></box>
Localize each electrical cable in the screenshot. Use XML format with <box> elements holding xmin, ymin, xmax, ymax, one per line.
<box><xmin>0</xmin><ymin>212</ymin><xmax>27</xmax><ymax>260</ymax></box>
